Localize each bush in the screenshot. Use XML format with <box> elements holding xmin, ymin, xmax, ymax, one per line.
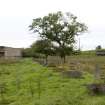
<box><xmin>87</xmin><ymin>83</ymin><xmax>105</xmax><ymax>95</ymax></box>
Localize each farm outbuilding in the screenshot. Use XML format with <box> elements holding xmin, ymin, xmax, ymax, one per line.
<box><xmin>0</xmin><ymin>46</ymin><xmax>22</xmax><ymax>59</ymax></box>
<box><xmin>96</xmin><ymin>50</ymin><xmax>105</xmax><ymax>56</ymax></box>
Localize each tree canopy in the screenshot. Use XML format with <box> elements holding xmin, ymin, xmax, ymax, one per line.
<box><xmin>29</xmin><ymin>11</ymin><xmax>88</xmax><ymax>63</ymax></box>
<box><xmin>31</xmin><ymin>39</ymin><xmax>54</xmax><ymax>64</ymax></box>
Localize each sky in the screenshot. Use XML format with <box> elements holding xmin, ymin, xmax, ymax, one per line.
<box><xmin>0</xmin><ymin>0</ymin><xmax>105</xmax><ymax>50</ymax></box>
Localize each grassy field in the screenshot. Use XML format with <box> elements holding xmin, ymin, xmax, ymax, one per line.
<box><xmin>0</xmin><ymin>57</ymin><xmax>105</xmax><ymax>105</ymax></box>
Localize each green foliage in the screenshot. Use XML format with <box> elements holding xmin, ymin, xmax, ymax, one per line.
<box><xmin>31</xmin><ymin>39</ymin><xmax>55</xmax><ymax>64</ymax></box>
<box><xmin>22</xmin><ymin>47</ymin><xmax>44</xmax><ymax>58</ymax></box>
<box><xmin>31</xmin><ymin>39</ymin><xmax>54</xmax><ymax>56</ymax></box>
<box><xmin>29</xmin><ymin>11</ymin><xmax>88</xmax><ymax>63</ymax></box>
<box><xmin>22</xmin><ymin>48</ymin><xmax>35</xmax><ymax>57</ymax></box>
<box><xmin>0</xmin><ymin>58</ymin><xmax>105</xmax><ymax>105</ymax></box>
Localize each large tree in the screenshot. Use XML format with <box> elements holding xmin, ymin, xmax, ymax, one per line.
<box><xmin>29</xmin><ymin>11</ymin><xmax>87</xmax><ymax>63</ymax></box>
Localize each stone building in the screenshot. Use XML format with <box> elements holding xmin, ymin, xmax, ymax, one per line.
<box><xmin>0</xmin><ymin>46</ymin><xmax>22</xmax><ymax>59</ymax></box>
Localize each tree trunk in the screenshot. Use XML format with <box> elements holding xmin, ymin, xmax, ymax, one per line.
<box><xmin>45</xmin><ymin>55</ymin><xmax>48</xmax><ymax>65</ymax></box>
<box><xmin>63</xmin><ymin>56</ymin><xmax>66</xmax><ymax>64</ymax></box>
<box><xmin>61</xmin><ymin>56</ymin><xmax>66</xmax><ymax>64</ymax></box>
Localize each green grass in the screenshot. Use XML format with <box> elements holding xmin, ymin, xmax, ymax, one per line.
<box><xmin>81</xmin><ymin>50</ymin><xmax>96</xmax><ymax>56</ymax></box>
<box><xmin>0</xmin><ymin>58</ymin><xmax>105</xmax><ymax>105</ymax></box>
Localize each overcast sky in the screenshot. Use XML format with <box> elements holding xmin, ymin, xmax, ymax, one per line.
<box><xmin>0</xmin><ymin>0</ymin><xmax>105</xmax><ymax>50</ymax></box>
